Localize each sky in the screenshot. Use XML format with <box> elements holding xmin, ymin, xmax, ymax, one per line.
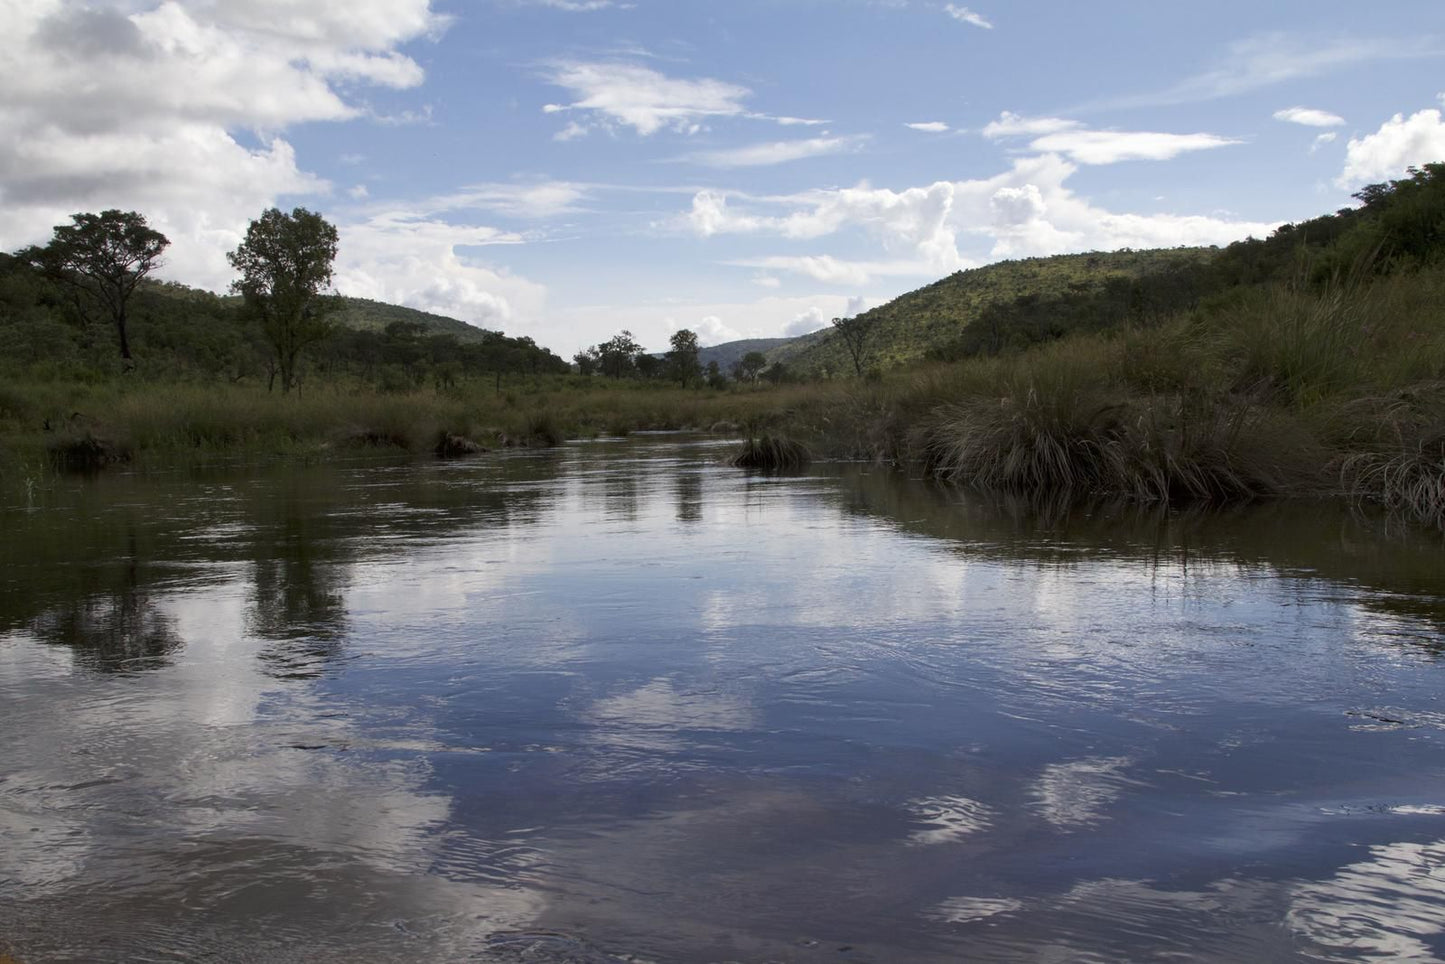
<box><xmin>2</xmin><ymin>1</ymin><xmax>1443</xmax><ymax>358</ymax></box>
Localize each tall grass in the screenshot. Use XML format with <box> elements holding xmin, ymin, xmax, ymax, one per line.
<box><xmin>4</xmin><ymin>267</ymin><xmax>1443</xmax><ymax>525</ymax></box>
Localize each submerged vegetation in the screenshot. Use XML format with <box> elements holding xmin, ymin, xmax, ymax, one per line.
<box><xmin>4</xmin><ymin>165</ymin><xmax>1445</xmax><ymax>526</ymax></box>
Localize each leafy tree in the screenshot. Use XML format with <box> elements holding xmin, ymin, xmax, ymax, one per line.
<box><xmin>761</xmin><ymin>361</ymin><xmax>793</xmax><ymax>385</ymax></box>
<box><xmin>634</xmin><ymin>352</ymin><xmax>663</xmax><ymax>380</ymax></box>
<box><xmin>831</xmin><ymin>313</ymin><xmax>875</xmax><ymax>376</ymax></box>
<box><xmin>573</xmin><ymin>349</ymin><xmax>598</xmax><ymax>375</ymax></box>
<box><xmin>738</xmin><ymin>350</ymin><xmax>768</xmax><ymax>382</ymax></box>
<box><xmin>666</xmin><ymin>328</ymin><xmax>701</xmax><ymax>386</ymax></box>
<box><xmin>228</xmin><ymin>207</ymin><xmax>339</xmax><ymax>393</ymax></box>
<box><xmin>704</xmin><ymin>360</ymin><xmax>728</xmax><ymax>389</ymax></box>
<box><xmin>596</xmin><ymin>329</ymin><xmax>642</xmax><ymax>378</ymax></box>
<box><xmin>20</xmin><ymin>209</ymin><xmax>169</xmax><ymax>368</ymax></box>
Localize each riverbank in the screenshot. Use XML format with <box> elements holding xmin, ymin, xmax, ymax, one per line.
<box><xmin>805</xmin><ymin>270</ymin><xmax>1445</xmax><ymax>527</ymax></box>
<box><xmin>4</xmin><ymin>270</ymin><xmax>1443</xmax><ymax>528</ymax></box>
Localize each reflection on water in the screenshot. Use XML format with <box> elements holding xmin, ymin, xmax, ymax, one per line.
<box><xmin>2</xmin><ymin>436</ymin><xmax>1445</xmax><ymax>962</ymax></box>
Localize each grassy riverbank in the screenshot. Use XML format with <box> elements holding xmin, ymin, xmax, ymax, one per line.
<box><xmin>792</xmin><ymin>268</ymin><xmax>1445</xmax><ymax>525</ymax></box>
<box><xmin>5</xmin><ymin>268</ymin><xmax>1442</xmax><ymax>527</ymax></box>
<box><xmin>0</xmin><ymin>374</ymin><xmax>835</xmax><ymax>481</ymax></box>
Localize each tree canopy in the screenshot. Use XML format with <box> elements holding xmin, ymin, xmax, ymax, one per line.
<box><xmin>21</xmin><ymin>209</ymin><xmax>169</xmax><ymax>367</ymax></box>
<box><xmin>228</xmin><ymin>207</ymin><xmax>339</xmax><ymax>393</ymax></box>
<box><xmin>666</xmin><ymin>328</ymin><xmax>701</xmax><ymax>386</ymax></box>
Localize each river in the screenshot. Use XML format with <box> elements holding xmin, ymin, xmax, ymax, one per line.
<box><xmin>2</xmin><ymin>434</ymin><xmax>1444</xmax><ymax>962</ymax></box>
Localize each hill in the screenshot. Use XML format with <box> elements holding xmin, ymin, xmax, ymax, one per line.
<box><xmin>332</xmin><ymin>297</ymin><xmax>494</xmax><ymax>343</ymax></box>
<box><xmin>697</xmin><ymin>337</ymin><xmax>796</xmax><ymax>372</ymax></box>
<box><xmin>765</xmin><ymin>247</ymin><xmax>1218</xmax><ymax>375</ymax></box>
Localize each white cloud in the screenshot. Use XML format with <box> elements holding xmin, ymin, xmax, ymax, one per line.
<box><xmin>729</xmin><ymin>255</ymin><xmax>946</xmax><ymax>286</ymax></box>
<box><xmin>527</xmin><ymin>0</ymin><xmax>632</xmax><ymax>10</ymax></box>
<box><xmin>0</xmin><ymin>0</ymin><xmax>442</xmax><ymax>290</ymax></box>
<box><xmin>1273</xmin><ymin>106</ymin><xmax>1346</xmax><ymax>127</ymax></box>
<box><xmin>944</xmin><ymin>5</ymin><xmax>992</xmax><ymax>29</ymax></box>
<box><xmin>433</xmin><ymin>181</ymin><xmax>589</xmax><ymax>219</ymax></box>
<box><xmin>784</xmin><ymin>306</ymin><xmax>830</xmax><ymax>337</ymax></box>
<box><xmin>982</xmin><ymin>112</ymin><xmax>1082</xmax><ymax>139</ymax></box>
<box><xmin>1310</xmin><ymin>132</ymin><xmax>1338</xmax><ymax>154</ymax></box>
<box><xmin>906</xmin><ymin>121</ymin><xmax>950</xmax><ymax>133</ymax></box>
<box><xmin>334</xmin><ymin>211</ymin><xmax>547</xmax><ymax>331</ymax></box>
<box><xmin>674</xmin><ymin>154</ymin><xmax>1275</xmax><ymax>285</ymax></box>
<box><xmin>1338</xmin><ymin>108</ymin><xmax>1445</xmax><ymax>188</ymax></box>
<box><xmin>688</xmin><ymin>315</ymin><xmax>742</xmax><ymax>346</ymax></box>
<box><xmin>985</xmin><ymin>111</ymin><xmax>1239</xmax><ymax>165</ymax></box>
<box><xmin>541</xmin><ymin>61</ymin><xmax>751</xmax><ymax>136</ymax></box>
<box><xmin>1028</xmin><ymin>129</ymin><xmax>1242</xmax><ymax>165</ymax></box>
<box><xmin>677</xmin><ymin>136</ymin><xmax>864</xmax><ymax>168</ymax></box>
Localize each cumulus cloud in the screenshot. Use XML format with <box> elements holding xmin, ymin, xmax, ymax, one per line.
<box><xmin>676</xmin><ymin>136</ymin><xmax>864</xmax><ymax>168</ymax></box>
<box><xmin>334</xmin><ymin>211</ymin><xmax>546</xmax><ymax>330</ymax></box>
<box><xmin>906</xmin><ymin>121</ymin><xmax>950</xmax><ymax>133</ymax></box>
<box><xmin>784</xmin><ymin>306</ymin><xmax>830</xmax><ymax>337</ymax></box>
<box><xmin>1338</xmin><ymin>108</ymin><xmax>1445</xmax><ymax>188</ymax></box>
<box><xmin>1310</xmin><ymin>132</ymin><xmax>1338</xmax><ymax>154</ymax></box>
<box><xmin>676</xmin><ymin>154</ymin><xmax>1275</xmax><ymax>285</ymax></box>
<box><xmin>0</xmin><ymin>0</ymin><xmax>442</xmax><ymax>290</ymax></box>
<box><xmin>541</xmin><ymin>61</ymin><xmax>751</xmax><ymax>136</ymax></box>
<box><xmin>944</xmin><ymin>5</ymin><xmax>992</xmax><ymax>29</ymax></box>
<box><xmin>679</xmin><ymin>315</ymin><xmax>742</xmax><ymax>346</ymax></box>
<box><xmin>1273</xmin><ymin>106</ymin><xmax>1345</xmax><ymax>127</ymax></box>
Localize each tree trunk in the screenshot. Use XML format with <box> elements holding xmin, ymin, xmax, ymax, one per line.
<box><xmin>117</xmin><ymin>304</ymin><xmax>134</xmax><ymax>371</ymax></box>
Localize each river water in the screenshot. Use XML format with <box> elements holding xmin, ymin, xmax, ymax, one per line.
<box><xmin>2</xmin><ymin>434</ymin><xmax>1445</xmax><ymax>962</ymax></box>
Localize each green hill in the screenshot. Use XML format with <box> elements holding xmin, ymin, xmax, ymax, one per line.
<box><xmin>331</xmin><ymin>297</ymin><xmax>494</xmax><ymax>343</ymax></box>
<box><xmin>767</xmin><ymin>247</ymin><xmax>1217</xmax><ymax>375</ymax></box>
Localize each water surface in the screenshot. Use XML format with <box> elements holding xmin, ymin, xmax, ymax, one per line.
<box><xmin>3</xmin><ymin>435</ymin><xmax>1445</xmax><ymax>962</ymax></box>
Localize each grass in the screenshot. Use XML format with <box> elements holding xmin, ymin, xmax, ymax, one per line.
<box><xmin>4</xmin><ymin>267</ymin><xmax>1444</xmax><ymax>527</ymax></box>
<box><xmin>730</xmin><ymin>434</ymin><xmax>811</xmax><ymax>471</ymax></box>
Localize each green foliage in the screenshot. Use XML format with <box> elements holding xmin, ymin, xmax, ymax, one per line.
<box><xmin>19</xmin><ymin>209</ymin><xmax>169</xmax><ymax>366</ymax></box>
<box><xmin>666</xmin><ymin>328</ymin><xmax>702</xmax><ymax>386</ymax></box>
<box><xmin>593</xmin><ymin>330</ymin><xmax>642</xmax><ymax>379</ymax></box>
<box><xmin>228</xmin><ymin>207</ymin><xmax>340</xmax><ymax>393</ymax></box>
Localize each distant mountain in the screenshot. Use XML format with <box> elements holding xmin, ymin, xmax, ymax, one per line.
<box><xmin>697</xmin><ymin>337</ymin><xmax>797</xmax><ymax>371</ymax></box>
<box><xmin>764</xmin><ymin>247</ymin><xmax>1217</xmax><ymax>375</ymax></box>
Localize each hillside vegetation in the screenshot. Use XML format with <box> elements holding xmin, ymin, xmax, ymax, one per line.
<box><xmin>768</xmin><ymin>247</ymin><xmax>1217</xmax><ymax>374</ymax></box>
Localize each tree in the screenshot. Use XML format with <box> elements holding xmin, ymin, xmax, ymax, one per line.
<box><xmin>228</xmin><ymin>207</ymin><xmax>339</xmax><ymax>393</ymax></box>
<box><xmin>831</xmin><ymin>313</ymin><xmax>875</xmax><ymax>376</ymax></box>
<box><xmin>704</xmin><ymin>360</ymin><xmax>728</xmax><ymax>389</ymax></box>
<box><xmin>666</xmin><ymin>328</ymin><xmax>701</xmax><ymax>386</ymax></box>
<box><xmin>596</xmin><ymin>329</ymin><xmax>642</xmax><ymax>378</ymax></box>
<box><xmin>738</xmin><ymin>350</ymin><xmax>768</xmax><ymax>382</ymax></box>
<box><xmin>573</xmin><ymin>349</ymin><xmax>598</xmax><ymax>376</ymax></box>
<box><xmin>21</xmin><ymin>209</ymin><xmax>169</xmax><ymax>368</ymax></box>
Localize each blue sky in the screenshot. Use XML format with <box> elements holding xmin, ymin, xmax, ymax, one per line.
<box><xmin>2</xmin><ymin>1</ymin><xmax>1443</xmax><ymax>356</ymax></box>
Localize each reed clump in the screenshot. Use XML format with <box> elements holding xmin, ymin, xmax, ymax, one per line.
<box><xmin>730</xmin><ymin>434</ymin><xmax>811</xmax><ymax>471</ymax></box>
